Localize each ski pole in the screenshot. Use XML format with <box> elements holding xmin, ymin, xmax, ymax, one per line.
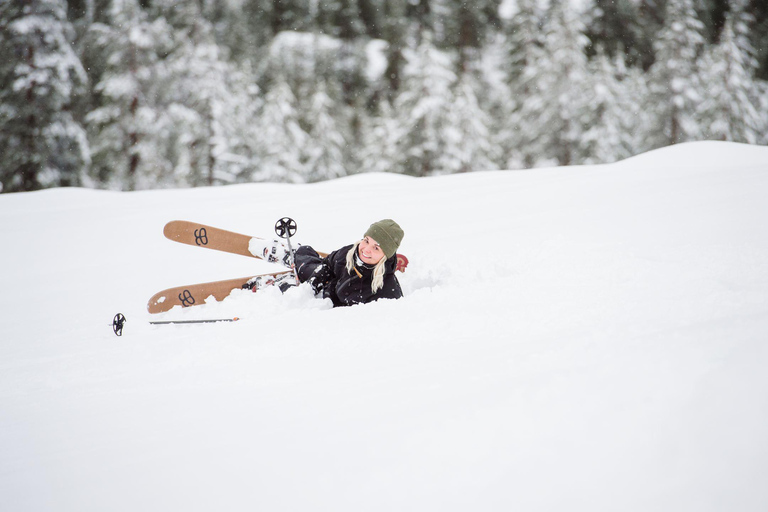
<box><xmin>111</xmin><ymin>313</ymin><xmax>239</xmax><ymax>336</ymax></box>
<box><xmin>149</xmin><ymin>317</ymin><xmax>240</xmax><ymax>325</ymax></box>
<box><xmin>275</xmin><ymin>217</ymin><xmax>300</xmax><ymax>284</ymax></box>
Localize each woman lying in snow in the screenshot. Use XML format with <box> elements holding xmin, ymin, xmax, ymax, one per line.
<box><xmin>250</xmin><ymin>219</ymin><xmax>405</xmax><ymax>307</ymax></box>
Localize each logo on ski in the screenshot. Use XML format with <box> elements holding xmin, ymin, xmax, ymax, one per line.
<box><xmin>179</xmin><ymin>289</ymin><xmax>196</xmax><ymax>307</ymax></box>
<box><xmin>194</xmin><ymin>227</ymin><xmax>208</xmax><ymax>246</ymax></box>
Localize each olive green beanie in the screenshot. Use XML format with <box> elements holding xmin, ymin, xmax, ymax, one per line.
<box><xmin>364</xmin><ymin>219</ymin><xmax>404</xmax><ymax>259</ymax></box>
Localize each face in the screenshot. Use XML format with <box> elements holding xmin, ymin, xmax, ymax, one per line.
<box><xmin>358</xmin><ymin>236</ymin><xmax>385</xmax><ymax>265</ymax></box>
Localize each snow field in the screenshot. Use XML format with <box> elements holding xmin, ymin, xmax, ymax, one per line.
<box><xmin>1</xmin><ymin>141</ymin><xmax>768</xmax><ymax>511</ymax></box>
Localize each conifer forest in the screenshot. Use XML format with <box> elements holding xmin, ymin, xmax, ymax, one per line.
<box><xmin>1</xmin><ymin>0</ymin><xmax>767</xmax><ymax>193</ymax></box>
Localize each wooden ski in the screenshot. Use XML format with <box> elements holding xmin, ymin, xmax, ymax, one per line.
<box><xmin>162</xmin><ymin>220</ymin><xmax>408</xmax><ymax>271</ymax></box>
<box><xmin>147</xmin><ymin>272</ymin><xmax>291</xmax><ymax>314</ymax></box>
<box><xmin>162</xmin><ymin>220</ymin><xmax>325</xmax><ymax>259</ymax></box>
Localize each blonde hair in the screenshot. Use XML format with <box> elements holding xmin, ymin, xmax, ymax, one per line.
<box><xmin>346</xmin><ymin>240</ymin><xmax>386</xmax><ymax>293</ymax></box>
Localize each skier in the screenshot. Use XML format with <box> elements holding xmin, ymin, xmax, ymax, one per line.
<box><xmin>296</xmin><ymin>219</ymin><xmax>405</xmax><ymax>307</ymax></box>
<box><xmin>252</xmin><ymin>219</ymin><xmax>404</xmax><ymax>307</ymax></box>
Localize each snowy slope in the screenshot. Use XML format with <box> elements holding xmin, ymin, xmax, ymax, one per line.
<box><xmin>1</xmin><ymin>141</ymin><xmax>768</xmax><ymax>511</ymax></box>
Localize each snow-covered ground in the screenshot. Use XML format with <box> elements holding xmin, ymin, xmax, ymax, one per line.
<box><xmin>2</xmin><ymin>141</ymin><xmax>768</xmax><ymax>511</ymax></box>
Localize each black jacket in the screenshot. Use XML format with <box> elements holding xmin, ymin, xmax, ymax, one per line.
<box><xmin>295</xmin><ymin>244</ymin><xmax>402</xmax><ymax>307</ymax></box>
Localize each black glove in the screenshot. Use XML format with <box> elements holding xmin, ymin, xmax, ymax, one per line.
<box><xmin>307</xmin><ymin>262</ymin><xmax>332</xmax><ymax>295</ymax></box>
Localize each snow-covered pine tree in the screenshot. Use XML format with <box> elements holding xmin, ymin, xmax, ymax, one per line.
<box><xmin>503</xmin><ymin>0</ymin><xmax>543</xmax><ymax>87</ymax></box>
<box><xmin>379</xmin><ymin>0</ymin><xmax>408</xmax><ymax>100</ymax></box>
<box><xmin>548</xmin><ymin>0</ymin><xmax>592</xmax><ymax>166</ymax></box>
<box><xmin>316</xmin><ymin>0</ymin><xmax>367</xmax><ymax>39</ymax></box>
<box><xmin>0</xmin><ymin>0</ymin><xmax>89</xmax><ymax>193</ymax></box>
<box><xmin>304</xmin><ymin>81</ymin><xmax>348</xmax><ymax>182</ymax></box>
<box><xmin>359</xmin><ymin>100</ymin><xmax>404</xmax><ymax>174</ymax></box>
<box><xmin>260</xmin><ymin>31</ymin><xmax>342</xmax><ymax>106</ymax></box>
<box><xmin>212</xmin><ymin>0</ymin><xmax>276</xmax><ymax>67</ymax></box>
<box><xmin>500</xmin><ymin>0</ymin><xmax>544</xmax><ymax>168</ymax></box>
<box><xmin>584</xmin><ymin>0</ymin><xmax>648</xmax><ymax>68</ymax></box>
<box><xmin>84</xmin><ymin>0</ymin><xmax>174</xmax><ymax>190</ymax></box>
<box><xmin>757</xmin><ymin>80</ymin><xmax>768</xmax><ymax>145</ymax></box>
<box><xmin>268</xmin><ymin>0</ymin><xmax>312</xmax><ymax>34</ymax></box>
<box><xmin>750</xmin><ymin>0</ymin><xmax>768</xmax><ymax>81</ymax></box>
<box><xmin>165</xmin><ymin>43</ymin><xmax>259</xmax><ymax>187</ymax></box>
<box><xmin>258</xmin><ymin>30</ymin><xmax>367</xmax><ymax>181</ymax></box>
<box><xmin>634</xmin><ymin>0</ymin><xmax>669</xmax><ymax>71</ymax></box>
<box><xmin>314</xmin><ymin>0</ymin><xmax>370</xmax><ymax>109</ymax></box>
<box><xmin>517</xmin><ymin>0</ymin><xmax>590</xmax><ymax>167</ymax></box>
<box><xmin>356</xmin><ymin>0</ymin><xmax>384</xmax><ymax>38</ymax></box>
<box><xmin>697</xmin><ymin>0</ymin><xmax>763</xmax><ymax>144</ymax></box>
<box><xmin>442</xmin><ymin>0</ymin><xmax>502</xmax><ymax>72</ymax></box>
<box><xmin>436</xmin><ymin>72</ymin><xmax>500</xmax><ymax>173</ymax></box>
<box><xmin>254</xmin><ymin>74</ymin><xmax>308</xmax><ymax>183</ymax></box>
<box><xmin>579</xmin><ymin>48</ymin><xmax>644</xmax><ymax>164</ymax></box>
<box><xmin>394</xmin><ymin>33</ymin><xmax>456</xmax><ymax>176</ymax></box>
<box><xmin>405</xmin><ymin>0</ymin><xmax>435</xmax><ymax>39</ymax></box>
<box><xmin>646</xmin><ymin>0</ymin><xmax>706</xmax><ymax>148</ymax></box>
<box><xmin>152</xmin><ymin>1</ymin><xmax>260</xmax><ymax>187</ymax></box>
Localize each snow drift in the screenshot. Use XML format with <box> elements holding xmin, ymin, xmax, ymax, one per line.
<box><xmin>1</xmin><ymin>141</ymin><xmax>767</xmax><ymax>511</ymax></box>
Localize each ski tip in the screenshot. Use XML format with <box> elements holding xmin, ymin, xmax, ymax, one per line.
<box><xmin>162</xmin><ymin>220</ymin><xmax>181</xmax><ymax>239</ymax></box>
<box><xmin>147</xmin><ymin>294</ymin><xmax>174</xmax><ymax>314</ymax></box>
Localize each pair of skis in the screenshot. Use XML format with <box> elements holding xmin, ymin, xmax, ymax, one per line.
<box><xmin>147</xmin><ymin>219</ymin><xmax>409</xmax><ymax>315</ymax></box>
